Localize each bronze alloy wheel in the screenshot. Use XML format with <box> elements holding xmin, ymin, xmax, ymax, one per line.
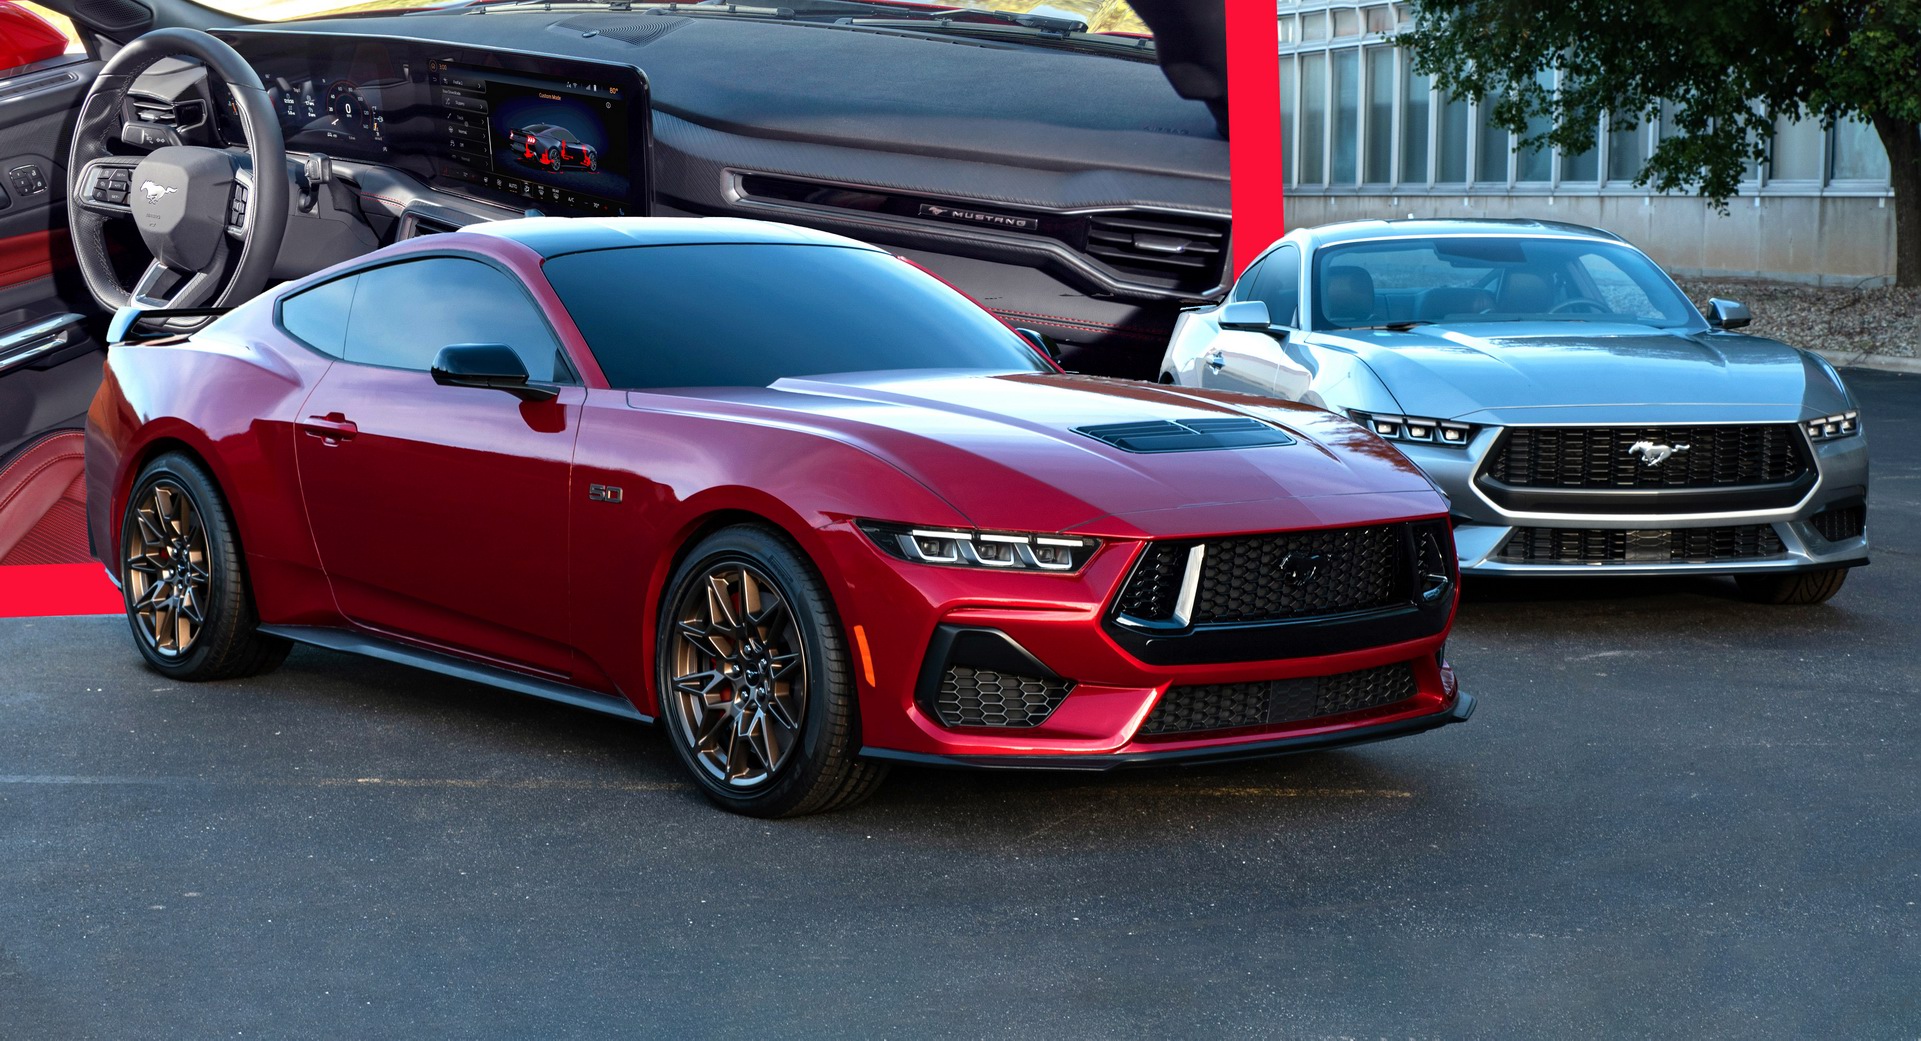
<box><xmin>667</xmin><ymin>560</ymin><xmax>808</xmax><ymax>788</ymax></box>
<box><xmin>124</xmin><ymin>478</ymin><xmax>212</xmax><ymax>658</ymax></box>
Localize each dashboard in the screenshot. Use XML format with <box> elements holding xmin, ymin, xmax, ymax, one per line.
<box><xmin>207</xmin><ymin>30</ymin><xmax>652</xmax><ymax>219</ymax></box>
<box><xmin>119</xmin><ymin>11</ymin><xmax>1227</xmax><ymax>376</ymax></box>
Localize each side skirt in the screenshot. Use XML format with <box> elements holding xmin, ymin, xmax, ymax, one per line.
<box><xmin>259</xmin><ymin>625</ymin><xmax>653</xmax><ymax>724</ymax></box>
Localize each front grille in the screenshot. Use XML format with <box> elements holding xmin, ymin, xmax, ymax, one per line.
<box><xmin>1117</xmin><ymin>523</ymin><xmax>1413</xmax><ymax>626</ymax></box>
<box><xmin>1497</xmin><ymin>525</ymin><xmax>1787</xmax><ymax>564</ymax></box>
<box><xmin>1140</xmin><ymin>663</ymin><xmax>1418</xmax><ymax>735</ymax></box>
<box><xmin>935</xmin><ymin>665</ymin><xmax>1072</xmax><ymax>728</ymax></box>
<box><xmin>1486</xmin><ymin>425</ymin><xmax>1807</xmax><ymax>489</ymax></box>
<box><xmin>1809</xmin><ymin>504</ymin><xmax>1866</xmax><ymax>542</ymax></box>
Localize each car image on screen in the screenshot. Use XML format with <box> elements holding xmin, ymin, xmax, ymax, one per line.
<box><xmin>505</xmin><ymin>121</ymin><xmax>600</xmax><ymax>172</ymax></box>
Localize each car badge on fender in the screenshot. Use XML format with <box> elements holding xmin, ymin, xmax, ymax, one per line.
<box><xmin>1627</xmin><ymin>440</ymin><xmax>1691</xmax><ymax>467</ymax></box>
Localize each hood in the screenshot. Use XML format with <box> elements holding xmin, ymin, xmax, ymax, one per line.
<box><xmin>648</xmin><ymin>371</ymin><xmax>1443</xmax><ymax>536</ymax></box>
<box><xmin>1330</xmin><ymin>324</ymin><xmax>1850</xmax><ymax>424</ymax></box>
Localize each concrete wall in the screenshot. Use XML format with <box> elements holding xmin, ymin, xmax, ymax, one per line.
<box><xmin>1278</xmin><ymin>192</ymin><xmax>1898</xmax><ymax>286</ymax></box>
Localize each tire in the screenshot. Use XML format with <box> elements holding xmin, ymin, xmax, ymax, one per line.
<box><xmin>119</xmin><ymin>452</ymin><xmax>289</xmax><ymax>680</ymax></box>
<box><xmin>584</xmin><ymin>153</ymin><xmax>597</xmax><ymax>172</ymax></box>
<box><xmin>1734</xmin><ymin>568</ymin><xmax>1850</xmax><ymax>605</ymax></box>
<box><xmin>544</xmin><ymin>147</ymin><xmax>559</xmax><ymax>168</ymax></box>
<box><xmin>655</xmin><ymin>524</ymin><xmax>887</xmax><ymax>817</ymax></box>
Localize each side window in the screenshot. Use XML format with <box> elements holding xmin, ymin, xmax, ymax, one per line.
<box><xmin>279</xmin><ymin>274</ymin><xmax>358</xmax><ymax>358</ymax></box>
<box><xmin>339</xmin><ymin>257</ymin><xmax>572</xmax><ymax>381</ymax></box>
<box><xmin>1258</xmin><ymin>245</ymin><xmax>1302</xmax><ymax>327</ymax></box>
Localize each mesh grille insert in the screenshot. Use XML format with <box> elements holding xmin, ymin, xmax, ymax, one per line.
<box><xmin>1191</xmin><ymin>525</ymin><xmax>1404</xmax><ymax>623</ymax></box>
<box><xmin>1141</xmin><ymin>663</ymin><xmax>1419</xmax><ymax>736</ymax></box>
<box><xmin>1497</xmin><ymin>525</ymin><xmax>1787</xmax><ymax>564</ymax></box>
<box><xmin>936</xmin><ymin>666</ymin><xmax>1072</xmax><ymax>728</ymax></box>
<box><xmin>1809</xmin><ymin>504</ymin><xmax>1866</xmax><ymax>542</ymax></box>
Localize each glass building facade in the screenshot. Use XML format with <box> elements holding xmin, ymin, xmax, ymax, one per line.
<box><xmin>1272</xmin><ymin>2</ymin><xmax>1902</xmax><ymax>283</ymax></box>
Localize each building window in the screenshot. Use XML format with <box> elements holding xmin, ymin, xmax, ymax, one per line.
<box><xmin>1279</xmin><ymin>54</ymin><xmax>1297</xmax><ymax>185</ymax></box>
<box><xmin>1300</xmin><ymin>52</ymin><xmax>1327</xmax><ymax>184</ymax></box>
<box><xmin>1332</xmin><ymin>7</ymin><xmax>1360</xmax><ymax>37</ymax></box>
<box><xmin>1476</xmin><ymin>96</ymin><xmax>1509</xmax><ymax>184</ymax></box>
<box><xmin>1831</xmin><ymin>117</ymin><xmax>1890</xmax><ymax>182</ymax></box>
<box><xmin>1438</xmin><ymin>92</ymin><xmax>1469</xmax><ymax>182</ymax></box>
<box><xmin>1607</xmin><ymin>113</ymin><xmax>1647</xmax><ymax>185</ymax></box>
<box><xmin>1365</xmin><ymin>5</ymin><xmax>1393</xmax><ymax>33</ymax></box>
<box><xmin>1364</xmin><ymin>47</ymin><xmax>1394</xmax><ymax>183</ymax></box>
<box><xmin>1770</xmin><ymin>115</ymin><xmax>1824</xmax><ymax>182</ymax></box>
<box><xmin>1402</xmin><ymin>66</ymin><xmax>1432</xmax><ymax>184</ymax></box>
<box><xmin>1332</xmin><ymin>49</ymin><xmax>1361</xmax><ymax>183</ymax></box>
<box><xmin>1301</xmin><ymin>11</ymin><xmax>1327</xmax><ymax>41</ymax></box>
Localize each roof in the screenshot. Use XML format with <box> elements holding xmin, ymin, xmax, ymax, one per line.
<box><xmin>1294</xmin><ymin>217</ymin><xmax>1625</xmax><ymax>246</ymax></box>
<box><xmin>468</xmin><ymin>217</ymin><xmax>884</xmax><ymax>258</ymax></box>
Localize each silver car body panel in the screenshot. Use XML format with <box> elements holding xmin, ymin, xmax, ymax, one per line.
<box><xmin>1160</xmin><ymin>219</ymin><xmax>1870</xmax><ymax>577</ymax></box>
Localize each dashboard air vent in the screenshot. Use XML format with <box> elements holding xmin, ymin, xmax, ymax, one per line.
<box><xmin>129</xmin><ymin>96</ymin><xmax>204</xmax><ymax>132</ymax></box>
<box><xmin>1084</xmin><ymin>212</ymin><xmax>1229</xmax><ymax>293</ymax></box>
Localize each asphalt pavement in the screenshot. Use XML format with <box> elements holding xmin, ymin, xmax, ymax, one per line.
<box><xmin>1</xmin><ymin>372</ymin><xmax>1915</xmax><ymax>1040</ymax></box>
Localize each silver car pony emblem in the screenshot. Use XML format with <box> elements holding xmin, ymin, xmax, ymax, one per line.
<box><xmin>1627</xmin><ymin>440</ymin><xmax>1691</xmax><ymax>466</ymax></box>
<box><xmin>139</xmin><ymin>181</ymin><xmax>178</xmax><ymax>202</ymax></box>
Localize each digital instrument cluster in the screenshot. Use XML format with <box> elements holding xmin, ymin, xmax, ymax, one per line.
<box><xmin>210</xmin><ymin>30</ymin><xmax>652</xmax><ymax>218</ymax></box>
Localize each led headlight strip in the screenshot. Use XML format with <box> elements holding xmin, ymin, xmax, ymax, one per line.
<box><xmin>1805</xmin><ymin>410</ymin><xmax>1860</xmax><ymax>441</ymax></box>
<box><xmin>857</xmin><ymin>520</ymin><xmax>1099</xmax><ymax>572</ymax></box>
<box><xmin>1349</xmin><ymin>409</ymin><xmax>1473</xmax><ymax>447</ymax></box>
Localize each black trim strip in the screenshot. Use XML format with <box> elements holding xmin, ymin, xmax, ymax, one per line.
<box><xmin>259</xmin><ymin>625</ymin><xmax>651</xmax><ymax>723</ymax></box>
<box><xmin>862</xmin><ymin>693</ymin><xmax>1474</xmax><ymax>771</ymax></box>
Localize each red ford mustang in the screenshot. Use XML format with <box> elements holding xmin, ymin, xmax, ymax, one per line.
<box><xmin>86</xmin><ymin>217</ymin><xmax>1471</xmax><ymax>816</ymax></box>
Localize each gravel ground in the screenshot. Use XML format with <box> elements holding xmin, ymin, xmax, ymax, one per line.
<box><xmin>1677</xmin><ymin>276</ymin><xmax>1921</xmax><ymax>358</ymax></box>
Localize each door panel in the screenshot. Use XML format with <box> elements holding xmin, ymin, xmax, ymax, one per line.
<box><xmin>294</xmin><ymin>364</ymin><xmax>584</xmax><ymax>676</ymax></box>
<box><xmin>0</xmin><ymin>54</ymin><xmax>105</xmax><ymax>463</ymax></box>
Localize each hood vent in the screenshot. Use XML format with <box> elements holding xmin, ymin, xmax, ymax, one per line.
<box><xmin>1084</xmin><ymin>212</ymin><xmax>1228</xmax><ymax>293</ymax></box>
<box><xmin>1076</xmin><ymin>417</ymin><xmax>1294</xmax><ymax>454</ymax></box>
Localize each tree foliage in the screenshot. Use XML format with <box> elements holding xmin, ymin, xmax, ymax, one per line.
<box><xmin>1398</xmin><ymin>0</ymin><xmax>1921</xmax><ymax>282</ymax></box>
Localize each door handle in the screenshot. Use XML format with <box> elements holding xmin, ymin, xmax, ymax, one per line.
<box><xmin>1205</xmin><ymin>349</ymin><xmax>1226</xmax><ymax>370</ymax></box>
<box><xmin>299</xmin><ymin>413</ymin><xmax>358</xmax><ymax>443</ymax></box>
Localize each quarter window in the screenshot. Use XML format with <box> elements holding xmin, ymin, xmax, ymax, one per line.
<box><xmin>278</xmin><ymin>273</ymin><xmax>357</xmax><ymax>358</ymax></box>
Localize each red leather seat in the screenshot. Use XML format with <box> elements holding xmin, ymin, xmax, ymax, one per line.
<box><xmin>0</xmin><ymin>429</ymin><xmax>89</xmax><ymax>566</ymax></box>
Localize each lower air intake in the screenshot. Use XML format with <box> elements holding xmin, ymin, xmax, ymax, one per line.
<box><xmin>936</xmin><ymin>665</ymin><xmax>1072</xmax><ymax>728</ymax></box>
<box><xmin>1140</xmin><ymin>662</ymin><xmax>1418</xmax><ymax>736</ymax></box>
<box><xmin>1497</xmin><ymin>525</ymin><xmax>1786</xmax><ymax>564</ymax></box>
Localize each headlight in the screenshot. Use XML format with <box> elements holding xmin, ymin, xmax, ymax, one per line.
<box><xmin>857</xmin><ymin>520</ymin><xmax>1099</xmax><ymax>572</ymax></box>
<box><xmin>1349</xmin><ymin>409</ymin><xmax>1473</xmax><ymax>447</ymax></box>
<box><xmin>1805</xmin><ymin>410</ymin><xmax>1860</xmax><ymax>441</ymax></box>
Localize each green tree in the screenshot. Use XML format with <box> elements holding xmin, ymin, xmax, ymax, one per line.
<box><xmin>1399</xmin><ymin>0</ymin><xmax>1921</xmax><ymax>286</ymax></box>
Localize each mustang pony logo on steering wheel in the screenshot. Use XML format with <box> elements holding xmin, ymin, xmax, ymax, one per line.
<box><xmin>138</xmin><ymin>180</ymin><xmax>178</xmax><ymax>202</ymax></box>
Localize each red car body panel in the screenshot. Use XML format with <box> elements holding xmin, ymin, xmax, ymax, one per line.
<box><xmin>87</xmin><ymin>219</ymin><xmax>1467</xmax><ymax>767</ymax></box>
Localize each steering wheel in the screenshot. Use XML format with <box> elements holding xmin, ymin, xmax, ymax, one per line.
<box><xmin>67</xmin><ymin>28</ymin><xmax>288</xmax><ymax>314</ymax></box>
<box><xmin>1549</xmin><ymin>298</ymin><xmax>1608</xmax><ymax>315</ymax></box>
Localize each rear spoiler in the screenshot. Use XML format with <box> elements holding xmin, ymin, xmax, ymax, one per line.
<box><xmin>107</xmin><ymin>305</ymin><xmax>231</xmax><ymax>344</ymax></box>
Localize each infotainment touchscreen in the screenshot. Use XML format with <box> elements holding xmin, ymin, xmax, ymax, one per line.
<box><xmin>212</xmin><ymin>30</ymin><xmax>652</xmax><ymax>218</ymax></box>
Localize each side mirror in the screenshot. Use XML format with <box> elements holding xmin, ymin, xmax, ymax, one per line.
<box><xmin>1218</xmin><ymin>299</ymin><xmax>1273</xmax><ymax>332</ymax></box>
<box><xmin>1014</xmin><ymin>327</ymin><xmax>1062</xmax><ymax>364</ymax></box>
<box><xmin>431</xmin><ymin>343</ymin><xmax>558</xmax><ymax>402</ymax></box>
<box><xmin>1706</xmin><ymin>298</ymin><xmax>1751</xmax><ymax>330</ymax></box>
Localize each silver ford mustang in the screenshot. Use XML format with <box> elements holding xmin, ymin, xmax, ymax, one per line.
<box><xmin>1159</xmin><ymin>219</ymin><xmax>1869</xmax><ymax>604</ymax></box>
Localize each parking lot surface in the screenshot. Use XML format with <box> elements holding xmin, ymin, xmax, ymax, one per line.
<box><xmin>2</xmin><ymin>371</ymin><xmax>1914</xmax><ymax>1040</ymax></box>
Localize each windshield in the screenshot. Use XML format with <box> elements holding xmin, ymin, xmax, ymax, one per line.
<box><xmin>1310</xmin><ymin>236</ymin><xmax>1699</xmax><ymax>332</ymax></box>
<box><xmin>544</xmin><ymin>243</ymin><xmax>1050</xmax><ymax>390</ymax></box>
<box><xmin>214</xmin><ymin>0</ymin><xmax>1148</xmax><ymax>33</ymax></box>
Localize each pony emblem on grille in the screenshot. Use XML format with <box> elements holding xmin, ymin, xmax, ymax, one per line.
<box><xmin>1627</xmin><ymin>440</ymin><xmax>1691</xmax><ymax>467</ymax></box>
